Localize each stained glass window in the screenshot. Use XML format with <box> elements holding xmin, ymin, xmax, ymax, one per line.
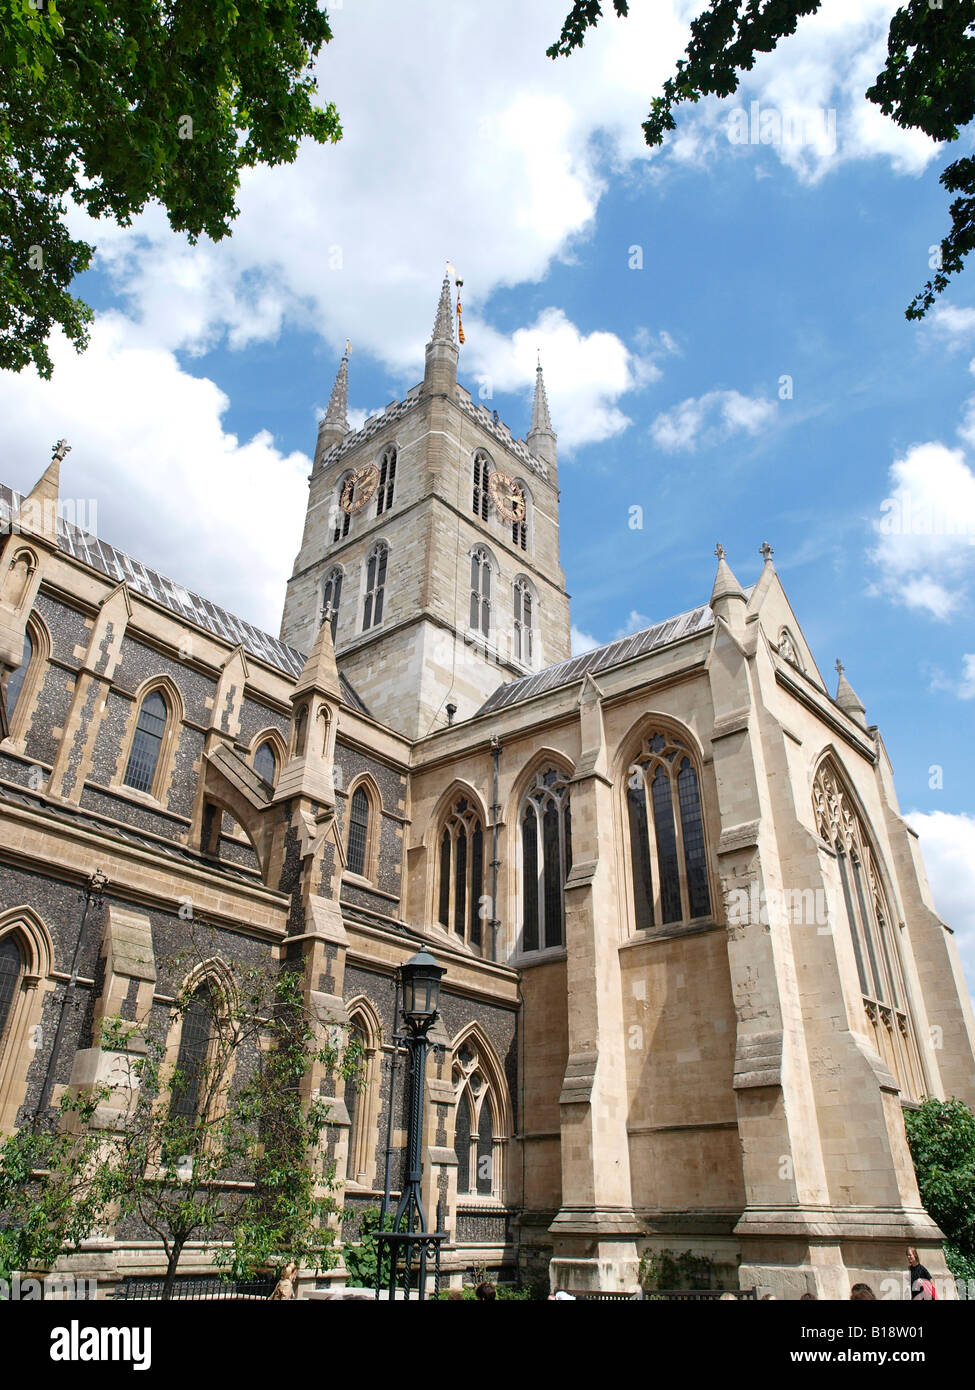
<box><xmin>438</xmin><ymin>798</ymin><xmax>486</xmax><ymax>950</ymax></box>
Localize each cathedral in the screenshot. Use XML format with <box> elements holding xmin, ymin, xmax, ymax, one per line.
<box><xmin>0</xmin><ymin>275</ymin><xmax>973</xmax><ymax>1298</ymax></box>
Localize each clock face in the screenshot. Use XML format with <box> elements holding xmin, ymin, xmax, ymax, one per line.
<box><xmin>340</xmin><ymin>465</ymin><xmax>380</xmax><ymax>514</ymax></box>
<box><xmin>488</xmin><ymin>470</ymin><xmax>526</xmax><ymax>523</ymax></box>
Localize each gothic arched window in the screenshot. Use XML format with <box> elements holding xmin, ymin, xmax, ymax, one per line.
<box><xmin>511</xmin><ymin>480</ymin><xmax>530</xmax><ymax>551</ymax></box>
<box><xmin>254</xmin><ymin>740</ymin><xmax>277</xmax><ymax>788</ymax></box>
<box><xmin>437</xmin><ymin>797</ymin><xmax>485</xmax><ymax>950</ymax></box>
<box><xmin>169</xmin><ymin>985</ymin><xmax>214</xmax><ymax>1123</ymax></box>
<box><xmin>513</xmin><ymin>578</ymin><xmax>534</xmax><ymax>665</ymax></box>
<box><xmin>0</xmin><ymin>935</ymin><xmax>22</xmax><ymax>1052</ymax></box>
<box><xmin>123</xmin><ymin>690</ymin><xmax>169</xmax><ymax>795</ymax></box>
<box><xmin>346</xmin><ymin>785</ymin><xmax>370</xmax><ymax>877</ymax></box>
<box><xmin>472</xmin><ymin>451</ymin><xmax>490</xmax><ymax>521</ymax></box>
<box><xmin>5</xmin><ymin>630</ymin><xmax>33</xmax><ymax>719</ymax></box>
<box><xmin>813</xmin><ymin>760</ymin><xmax>922</xmax><ymax>1099</ymax></box>
<box><xmin>362</xmin><ymin>542</ymin><xmax>388</xmax><ymax>631</ymax></box>
<box><xmin>343</xmin><ymin>1011</ymin><xmax>380</xmax><ymax>1188</ymax></box>
<box><xmin>332</xmin><ymin>474</ymin><xmax>353</xmax><ymax>542</ymax></box>
<box><xmin>453</xmin><ymin>1039</ymin><xmax>502</xmax><ymax>1200</ymax></box>
<box><xmin>376</xmin><ymin>447</ymin><xmax>397</xmax><ymax>515</ymax></box>
<box><xmin>469</xmin><ymin>548</ymin><xmax>491</xmax><ymax>639</ymax></box>
<box><xmin>626</xmin><ymin>731</ymin><xmax>711</xmax><ymax>932</ymax></box>
<box><xmin>520</xmin><ymin>767</ymin><xmax>572</xmax><ymax>952</ymax></box>
<box><xmin>322</xmin><ymin>567</ymin><xmax>343</xmax><ymax>640</ymax></box>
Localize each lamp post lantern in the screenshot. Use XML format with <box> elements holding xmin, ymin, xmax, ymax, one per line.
<box><xmin>376</xmin><ymin>949</ymin><xmax>447</xmax><ymax>1301</ymax></box>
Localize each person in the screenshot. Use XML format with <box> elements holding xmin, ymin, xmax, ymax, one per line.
<box><xmin>719</xmin><ymin>1292</ymin><xmax>737</xmax><ymax>1301</ymax></box>
<box><xmin>475</xmin><ymin>1281</ymin><xmax>496</xmax><ymax>1301</ymax></box>
<box><xmin>547</xmin><ymin>1289</ymin><xmax>576</xmax><ymax>1300</ymax></box>
<box><xmin>444</xmin><ymin>1289</ymin><xmax>465</xmax><ymax>1301</ymax></box>
<box><xmin>907</xmin><ymin>1247</ymin><xmax>937</xmax><ymax>1300</ymax></box>
<box><xmin>800</xmin><ymin>1292</ymin><xmax>818</xmax><ymax>1301</ymax></box>
<box><xmin>850</xmin><ymin>1283</ymin><xmax>876</xmax><ymax>1300</ymax></box>
<box><xmin>269</xmin><ymin>1261</ymin><xmax>298</xmax><ymax>1300</ymax></box>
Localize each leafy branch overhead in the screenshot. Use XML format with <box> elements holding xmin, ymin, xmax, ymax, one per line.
<box><xmin>0</xmin><ymin>0</ymin><xmax>341</xmax><ymax>378</ymax></box>
<box><xmin>549</xmin><ymin>0</ymin><xmax>975</xmax><ymax>317</ymax></box>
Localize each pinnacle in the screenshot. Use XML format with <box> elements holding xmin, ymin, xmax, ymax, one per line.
<box><xmin>431</xmin><ymin>273</ymin><xmax>454</xmax><ymax>344</ymax></box>
<box><xmin>529</xmin><ymin>360</ymin><xmax>554</xmax><ymax>437</ymax></box>
<box><xmin>321</xmin><ymin>351</ymin><xmax>349</xmax><ymax>435</ymax></box>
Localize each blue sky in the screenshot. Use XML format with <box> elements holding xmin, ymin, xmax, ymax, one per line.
<box><xmin>0</xmin><ymin>0</ymin><xmax>972</xmax><ymax>982</ymax></box>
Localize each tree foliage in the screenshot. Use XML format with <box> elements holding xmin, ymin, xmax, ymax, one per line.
<box><xmin>102</xmin><ymin>952</ymin><xmax>359</xmax><ymax>1297</ymax></box>
<box><xmin>0</xmin><ymin>1087</ymin><xmax>113</xmax><ymax>1284</ymax></box>
<box><xmin>549</xmin><ymin>0</ymin><xmax>975</xmax><ymax>315</ymax></box>
<box><xmin>0</xmin><ymin>0</ymin><xmax>341</xmax><ymax>378</ymax></box>
<box><xmin>904</xmin><ymin>1096</ymin><xmax>975</xmax><ymax>1270</ymax></box>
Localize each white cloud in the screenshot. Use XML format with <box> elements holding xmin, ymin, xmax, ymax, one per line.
<box><xmin>571</xmin><ymin>624</ymin><xmax>600</xmax><ymax>655</ymax></box>
<box><xmin>927</xmin><ymin>305</ymin><xmax>975</xmax><ymax>349</ymax></box>
<box><xmin>905</xmin><ymin>811</ymin><xmax>975</xmax><ymax>1008</ymax></box>
<box><xmin>65</xmin><ymin>0</ymin><xmax>939</xmax><ymax>379</ymax></box>
<box><xmin>870</xmin><ymin>442</ymin><xmax>975</xmax><ymax>619</ymax></box>
<box><xmin>467</xmin><ymin>308</ymin><xmax>652</xmax><ymax>451</ymax></box>
<box><xmin>959</xmin><ymin>654</ymin><xmax>975</xmax><ymax>700</ymax></box>
<box><xmin>0</xmin><ymin>319</ymin><xmax>308</xmax><ymax>635</ymax></box>
<box><xmin>650</xmin><ymin>389</ymin><xmax>776</xmax><ymax>452</ymax></box>
<box><xmin>614</xmin><ymin>610</ymin><xmax>651</xmax><ymax>638</ymax></box>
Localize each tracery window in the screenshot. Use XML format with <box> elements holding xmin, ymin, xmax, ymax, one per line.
<box><xmin>322</xmin><ymin>568</ymin><xmax>343</xmax><ymax>640</ymax></box>
<box><xmin>472</xmin><ymin>451</ymin><xmax>490</xmax><ymax>521</ymax></box>
<box><xmin>813</xmin><ymin>760</ymin><xmax>923</xmax><ymax>1099</ymax></box>
<box><xmin>520</xmin><ymin>767</ymin><xmax>572</xmax><ymax>952</ymax></box>
<box><xmin>253</xmin><ymin>740</ymin><xmax>277</xmax><ymax>788</ymax></box>
<box><xmin>123</xmin><ymin>690</ymin><xmax>169</xmax><ymax>795</ymax></box>
<box><xmin>169</xmin><ymin>985</ymin><xmax>214</xmax><ymax>1123</ymax></box>
<box><xmin>469</xmin><ymin>548</ymin><xmax>491</xmax><ymax>639</ymax></box>
<box><xmin>376</xmin><ymin>447</ymin><xmax>397</xmax><ymax>515</ymax></box>
<box><xmin>437</xmin><ymin>797</ymin><xmax>485</xmax><ymax>950</ymax></box>
<box><xmin>453</xmin><ymin>1040</ymin><xmax>501</xmax><ymax>1200</ymax></box>
<box><xmin>626</xmin><ymin>731</ymin><xmax>711</xmax><ymax>932</ymax></box>
<box><xmin>362</xmin><ymin>542</ymin><xmax>388</xmax><ymax>631</ymax></box>
<box><xmin>513</xmin><ymin>578</ymin><xmax>533</xmax><ymax>665</ymax></box>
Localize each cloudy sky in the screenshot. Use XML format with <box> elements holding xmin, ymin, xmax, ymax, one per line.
<box><xmin>1</xmin><ymin>0</ymin><xmax>972</xmax><ymax>996</ymax></box>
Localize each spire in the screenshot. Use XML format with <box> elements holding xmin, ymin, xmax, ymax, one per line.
<box><xmin>527</xmin><ymin>355</ymin><xmax>557</xmax><ymax>469</ymax></box>
<box><xmin>294</xmin><ymin>611</ymin><xmax>343</xmax><ymax>704</ymax></box>
<box><xmin>323</xmin><ymin>350</ymin><xmax>349</xmax><ymax>433</ymax></box>
<box><xmin>422</xmin><ymin>270</ymin><xmax>459</xmax><ymax>397</ymax></box>
<box><xmin>19</xmin><ymin>439</ymin><xmax>68</xmax><ymax>545</ymax></box>
<box><xmin>315</xmin><ymin>347</ymin><xmax>350</xmax><ymax>465</ymax></box>
<box><xmin>531</xmin><ymin>359</ymin><xmax>553</xmax><ymax>433</ymax></box>
<box><xmin>834</xmin><ymin>658</ymin><xmax>868</xmax><ymax>728</ymax></box>
<box><xmin>431</xmin><ymin>273</ymin><xmax>454</xmax><ymax>344</ymax></box>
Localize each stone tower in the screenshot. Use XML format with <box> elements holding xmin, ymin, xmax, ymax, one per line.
<box><xmin>280</xmin><ymin>275</ymin><xmax>571</xmax><ymax>739</ymax></box>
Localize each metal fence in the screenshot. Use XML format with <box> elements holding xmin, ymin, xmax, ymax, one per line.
<box><xmin>114</xmin><ymin>1274</ymin><xmax>277</xmax><ymax>1301</ymax></box>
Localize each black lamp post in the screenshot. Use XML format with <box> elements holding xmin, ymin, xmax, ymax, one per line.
<box><xmin>377</xmin><ymin>949</ymin><xmax>446</xmax><ymax>1301</ymax></box>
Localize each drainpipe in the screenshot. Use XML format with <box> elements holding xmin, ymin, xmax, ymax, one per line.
<box><xmin>489</xmin><ymin>736</ymin><xmax>502</xmax><ymax>962</ymax></box>
<box><xmin>34</xmin><ymin>867</ymin><xmax>107</xmax><ymax>1123</ymax></box>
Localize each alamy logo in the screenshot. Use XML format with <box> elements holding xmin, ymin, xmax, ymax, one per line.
<box><xmin>50</xmin><ymin>1320</ymin><xmax>151</xmax><ymax>1371</ymax></box>
<box><xmin>726</xmin><ymin>882</ymin><xmax>830</xmax><ymax>928</ymax></box>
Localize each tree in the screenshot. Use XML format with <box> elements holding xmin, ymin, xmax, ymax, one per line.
<box><xmin>0</xmin><ymin>1087</ymin><xmax>113</xmax><ymax>1286</ymax></box>
<box><xmin>904</xmin><ymin>1096</ymin><xmax>975</xmax><ymax>1280</ymax></box>
<box><xmin>548</xmin><ymin>0</ymin><xmax>975</xmax><ymax>316</ymax></box>
<box><xmin>0</xmin><ymin>0</ymin><xmax>341</xmax><ymax>378</ymax></box>
<box><xmin>101</xmin><ymin>951</ymin><xmax>360</xmax><ymax>1299</ymax></box>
